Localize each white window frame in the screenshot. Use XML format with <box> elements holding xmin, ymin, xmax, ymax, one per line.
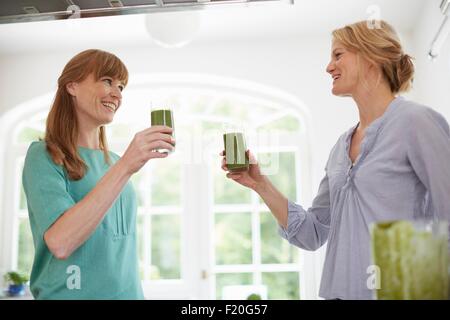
<box><xmin>207</xmin><ymin>138</ymin><xmax>316</xmax><ymax>300</ymax></box>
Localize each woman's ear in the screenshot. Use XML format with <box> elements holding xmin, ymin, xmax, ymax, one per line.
<box><xmin>66</xmin><ymin>82</ymin><xmax>77</xmax><ymax>97</ymax></box>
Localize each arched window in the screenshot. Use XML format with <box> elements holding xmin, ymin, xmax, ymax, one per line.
<box><xmin>0</xmin><ymin>74</ymin><xmax>317</xmax><ymax>299</ymax></box>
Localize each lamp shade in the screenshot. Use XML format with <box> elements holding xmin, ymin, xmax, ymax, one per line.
<box><xmin>145</xmin><ymin>10</ymin><xmax>202</xmax><ymax>48</ymax></box>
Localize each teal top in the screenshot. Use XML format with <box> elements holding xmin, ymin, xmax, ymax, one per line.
<box><xmin>22</xmin><ymin>141</ymin><xmax>144</xmax><ymax>300</ymax></box>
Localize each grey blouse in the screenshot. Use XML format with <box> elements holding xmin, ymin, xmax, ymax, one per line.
<box><xmin>279</xmin><ymin>96</ymin><xmax>450</xmax><ymax>300</ymax></box>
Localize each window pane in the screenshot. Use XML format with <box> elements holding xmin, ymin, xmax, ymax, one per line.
<box><xmin>187</xmin><ymin>96</ymin><xmax>210</xmax><ymax>114</ymax></box>
<box><xmin>215</xmin><ymin>273</ymin><xmax>252</xmax><ymax>300</ymax></box>
<box><xmin>151</xmin><ymin>214</ymin><xmax>181</xmax><ymax>279</ymax></box>
<box><xmin>17</xmin><ymin>127</ymin><xmax>44</xmax><ymax>144</ymax></box>
<box><xmin>208</xmin><ymin>100</ymin><xmax>274</xmax><ymax>123</ymax></box>
<box><xmin>18</xmin><ymin>219</ymin><xmax>34</xmax><ymax>275</ymax></box>
<box><xmin>258</xmin><ymin>152</ymin><xmax>296</xmax><ymax>203</ymax></box>
<box><xmin>215</xmin><ymin>212</ymin><xmax>252</xmax><ymax>265</ymax></box>
<box><xmin>257</xmin><ymin>115</ymin><xmax>300</xmax><ymax>132</ymax></box>
<box><xmin>130</xmin><ymin>171</ymin><xmax>145</xmax><ymax>208</ymax></box>
<box><xmin>262</xmin><ymin>272</ymin><xmax>300</xmax><ymax>300</ymax></box>
<box><xmin>137</xmin><ymin>214</ymin><xmax>145</xmax><ymax>280</ymax></box>
<box><xmin>18</xmin><ymin>160</ymin><xmax>27</xmax><ymax>210</ymax></box>
<box><xmin>107</xmin><ymin>123</ymin><xmax>134</xmax><ymax>142</ymax></box>
<box><xmin>19</xmin><ymin>184</ymin><xmax>27</xmax><ymax>211</ymax></box>
<box><xmin>210</xmin><ymin>99</ymin><xmax>247</xmax><ymax>120</ymax></box>
<box><xmin>201</xmin><ymin>121</ymin><xmax>225</xmax><ymax>132</ymax></box>
<box><xmin>150</xmin><ymin>158</ymin><xmax>180</xmax><ymax>206</ymax></box>
<box><xmin>214</xmin><ymin>168</ymin><xmax>251</xmax><ymax>204</ymax></box>
<box><xmin>260</xmin><ymin>212</ymin><xmax>299</xmax><ymax>264</ymax></box>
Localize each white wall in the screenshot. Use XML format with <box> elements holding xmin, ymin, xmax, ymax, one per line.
<box><xmin>412</xmin><ymin>0</ymin><xmax>450</xmax><ymax>119</ymax></box>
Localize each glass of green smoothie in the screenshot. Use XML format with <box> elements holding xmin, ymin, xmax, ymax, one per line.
<box><xmin>371</xmin><ymin>219</ymin><xmax>449</xmax><ymax>300</ymax></box>
<box><xmin>150</xmin><ymin>107</ymin><xmax>174</xmax><ymax>154</ymax></box>
<box><xmin>223</xmin><ymin>125</ymin><xmax>249</xmax><ymax>172</ymax></box>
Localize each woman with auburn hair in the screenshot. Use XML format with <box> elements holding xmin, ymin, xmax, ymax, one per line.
<box><xmin>22</xmin><ymin>49</ymin><xmax>175</xmax><ymax>299</ymax></box>
<box><xmin>221</xmin><ymin>20</ymin><xmax>450</xmax><ymax>299</ymax></box>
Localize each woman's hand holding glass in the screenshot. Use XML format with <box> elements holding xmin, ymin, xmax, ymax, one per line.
<box><xmin>220</xmin><ymin>150</ymin><xmax>266</xmax><ymax>191</ymax></box>
<box><xmin>121</xmin><ymin>126</ymin><xmax>175</xmax><ymax>175</ymax></box>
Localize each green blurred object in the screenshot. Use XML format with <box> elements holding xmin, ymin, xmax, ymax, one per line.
<box><xmin>371</xmin><ymin>220</ymin><xmax>449</xmax><ymax>300</ymax></box>
<box><xmin>18</xmin><ymin>219</ymin><xmax>34</xmax><ymax>276</ymax></box>
<box><xmin>223</xmin><ymin>132</ymin><xmax>249</xmax><ymax>172</ymax></box>
<box><xmin>262</xmin><ymin>272</ymin><xmax>299</xmax><ymax>299</ymax></box>
<box><xmin>4</xmin><ymin>271</ymin><xmax>29</xmax><ymax>285</ymax></box>
<box><xmin>247</xmin><ymin>293</ymin><xmax>262</xmax><ymax>300</ymax></box>
<box><xmin>150</xmin><ymin>109</ymin><xmax>175</xmax><ymax>154</ymax></box>
<box><xmin>3</xmin><ymin>271</ymin><xmax>29</xmax><ymax>297</ymax></box>
<box><xmin>151</xmin><ymin>109</ymin><xmax>174</xmax><ymax>130</ymax></box>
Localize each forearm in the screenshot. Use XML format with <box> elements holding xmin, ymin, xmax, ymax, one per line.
<box><xmin>254</xmin><ymin>176</ymin><xmax>289</xmax><ymax>228</ymax></box>
<box><xmin>44</xmin><ymin>158</ymin><xmax>131</xmax><ymax>259</ymax></box>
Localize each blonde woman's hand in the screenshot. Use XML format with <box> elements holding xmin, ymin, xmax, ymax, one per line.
<box><xmin>220</xmin><ymin>150</ymin><xmax>266</xmax><ymax>191</ymax></box>
<box><xmin>121</xmin><ymin>126</ymin><xmax>175</xmax><ymax>175</ymax></box>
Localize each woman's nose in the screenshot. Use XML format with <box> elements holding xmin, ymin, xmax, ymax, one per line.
<box><xmin>111</xmin><ymin>86</ymin><xmax>122</xmax><ymax>99</ymax></box>
<box><xmin>326</xmin><ymin>61</ymin><xmax>335</xmax><ymax>74</ymax></box>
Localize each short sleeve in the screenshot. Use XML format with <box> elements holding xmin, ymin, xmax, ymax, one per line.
<box><xmin>22</xmin><ymin>142</ymin><xmax>76</xmax><ymax>237</ymax></box>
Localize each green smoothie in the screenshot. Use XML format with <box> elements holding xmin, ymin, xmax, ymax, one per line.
<box><xmin>223</xmin><ymin>132</ymin><xmax>249</xmax><ymax>172</ymax></box>
<box><xmin>371</xmin><ymin>220</ymin><xmax>449</xmax><ymax>300</ymax></box>
<box><xmin>151</xmin><ymin>109</ymin><xmax>173</xmax><ymax>130</ymax></box>
<box><xmin>151</xmin><ymin>109</ymin><xmax>174</xmax><ymax>153</ymax></box>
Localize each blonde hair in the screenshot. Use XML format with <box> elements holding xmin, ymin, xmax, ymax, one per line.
<box><xmin>332</xmin><ymin>20</ymin><xmax>414</xmax><ymax>94</ymax></box>
<box><xmin>45</xmin><ymin>49</ymin><xmax>129</xmax><ymax>180</ymax></box>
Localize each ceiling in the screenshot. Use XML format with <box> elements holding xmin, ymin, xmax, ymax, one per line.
<box><xmin>0</xmin><ymin>0</ymin><xmax>426</xmax><ymax>54</ymax></box>
<box><xmin>0</xmin><ymin>0</ymin><xmax>277</xmax><ymax>22</ymax></box>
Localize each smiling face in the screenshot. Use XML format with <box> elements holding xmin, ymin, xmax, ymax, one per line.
<box><xmin>326</xmin><ymin>41</ymin><xmax>366</xmax><ymax>97</ymax></box>
<box><xmin>67</xmin><ymin>73</ymin><xmax>124</xmax><ymax>127</ymax></box>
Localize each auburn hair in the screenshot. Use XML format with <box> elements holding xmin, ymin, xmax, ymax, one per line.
<box><xmin>45</xmin><ymin>49</ymin><xmax>128</xmax><ymax>180</ymax></box>
<box><xmin>332</xmin><ymin>20</ymin><xmax>414</xmax><ymax>94</ymax></box>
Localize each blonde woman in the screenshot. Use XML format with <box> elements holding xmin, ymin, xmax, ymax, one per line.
<box><xmin>221</xmin><ymin>21</ymin><xmax>450</xmax><ymax>299</ymax></box>
<box><xmin>22</xmin><ymin>49</ymin><xmax>175</xmax><ymax>299</ymax></box>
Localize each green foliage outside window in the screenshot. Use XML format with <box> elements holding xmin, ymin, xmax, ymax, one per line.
<box><xmin>260</xmin><ymin>212</ymin><xmax>299</xmax><ymax>264</ymax></box>
<box><xmin>19</xmin><ymin>184</ymin><xmax>27</xmax><ymax>210</ymax></box>
<box><xmin>130</xmin><ymin>171</ymin><xmax>144</xmax><ymax>207</ymax></box>
<box><xmin>150</xmin><ymin>214</ymin><xmax>181</xmax><ymax>279</ymax></box>
<box><xmin>215</xmin><ymin>273</ymin><xmax>252</xmax><ymax>300</ymax></box>
<box><xmin>215</xmin><ymin>212</ymin><xmax>252</xmax><ymax>265</ymax></box>
<box><xmin>150</xmin><ymin>158</ymin><xmax>180</xmax><ymax>206</ymax></box>
<box><xmin>18</xmin><ymin>219</ymin><xmax>34</xmax><ymax>275</ymax></box>
<box><xmin>262</xmin><ymin>272</ymin><xmax>299</xmax><ymax>300</ymax></box>
<box><xmin>214</xmin><ymin>168</ymin><xmax>251</xmax><ymax>204</ymax></box>
<box><xmin>258</xmin><ymin>152</ymin><xmax>297</xmax><ymax>203</ymax></box>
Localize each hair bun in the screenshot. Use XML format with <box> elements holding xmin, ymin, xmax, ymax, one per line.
<box><xmin>396</xmin><ymin>54</ymin><xmax>414</xmax><ymax>93</ymax></box>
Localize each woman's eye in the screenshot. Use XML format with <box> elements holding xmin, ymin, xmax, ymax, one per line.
<box><xmin>335</xmin><ymin>53</ymin><xmax>342</xmax><ymax>59</ymax></box>
<box><xmin>103</xmin><ymin>78</ymin><xmax>124</xmax><ymax>91</ymax></box>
